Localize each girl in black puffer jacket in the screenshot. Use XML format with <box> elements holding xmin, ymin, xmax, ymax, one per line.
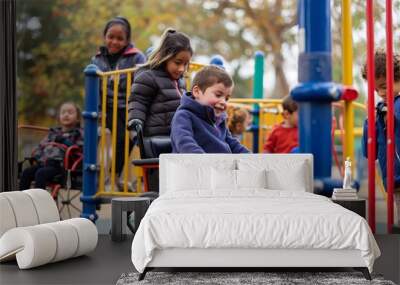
<box><xmin>91</xmin><ymin>17</ymin><xmax>146</xmax><ymax>178</ymax></box>
<box><xmin>127</xmin><ymin>28</ymin><xmax>193</xmax><ymax>137</ymax></box>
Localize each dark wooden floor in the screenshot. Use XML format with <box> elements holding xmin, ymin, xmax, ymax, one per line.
<box><xmin>374</xmin><ymin>235</ymin><xmax>400</xmax><ymax>284</ymax></box>
<box><xmin>0</xmin><ymin>235</ymin><xmax>134</xmax><ymax>285</ymax></box>
<box><xmin>0</xmin><ymin>235</ymin><xmax>399</xmax><ymax>285</ymax></box>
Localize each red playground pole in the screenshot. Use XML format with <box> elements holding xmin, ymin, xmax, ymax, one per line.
<box><xmin>385</xmin><ymin>0</ymin><xmax>394</xmax><ymax>234</ymax></box>
<box><xmin>366</xmin><ymin>0</ymin><xmax>376</xmax><ymax>233</ymax></box>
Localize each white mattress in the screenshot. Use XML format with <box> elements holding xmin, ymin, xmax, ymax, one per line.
<box><xmin>131</xmin><ymin>190</ymin><xmax>380</xmax><ymax>273</ymax></box>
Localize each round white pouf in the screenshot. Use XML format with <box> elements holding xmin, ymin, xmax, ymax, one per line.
<box><xmin>23</xmin><ymin>189</ymin><xmax>60</xmax><ymax>224</ymax></box>
<box><xmin>0</xmin><ymin>225</ymin><xmax>57</xmax><ymax>269</ymax></box>
<box><xmin>42</xmin><ymin>221</ymin><xmax>79</xmax><ymax>262</ymax></box>
<box><xmin>0</xmin><ymin>196</ymin><xmax>17</xmax><ymax>238</ymax></box>
<box><xmin>1</xmin><ymin>192</ymin><xmax>39</xmax><ymax>227</ymax></box>
<box><xmin>64</xmin><ymin>218</ymin><xmax>98</xmax><ymax>257</ymax></box>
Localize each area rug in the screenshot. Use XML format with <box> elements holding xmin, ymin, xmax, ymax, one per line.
<box><xmin>116</xmin><ymin>271</ymin><xmax>395</xmax><ymax>285</ymax></box>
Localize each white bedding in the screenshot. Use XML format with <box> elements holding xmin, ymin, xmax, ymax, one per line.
<box><xmin>131</xmin><ymin>190</ymin><xmax>380</xmax><ymax>273</ymax></box>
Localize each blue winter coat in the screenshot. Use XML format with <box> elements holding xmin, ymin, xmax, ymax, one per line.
<box><xmin>171</xmin><ymin>92</ymin><xmax>250</xmax><ymax>154</ymax></box>
<box><xmin>362</xmin><ymin>96</ymin><xmax>400</xmax><ymax>189</ymax></box>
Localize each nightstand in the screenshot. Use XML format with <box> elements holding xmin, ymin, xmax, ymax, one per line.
<box><xmin>111</xmin><ymin>197</ymin><xmax>153</xmax><ymax>242</ymax></box>
<box><xmin>332</xmin><ymin>198</ymin><xmax>366</xmax><ymax>218</ymax></box>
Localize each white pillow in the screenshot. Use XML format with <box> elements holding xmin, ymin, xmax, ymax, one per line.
<box><xmin>265</xmin><ymin>162</ymin><xmax>307</xmax><ymax>191</ymax></box>
<box><xmin>167</xmin><ymin>160</ymin><xmax>236</xmax><ymax>192</ymax></box>
<box><xmin>211</xmin><ymin>169</ymin><xmax>267</xmax><ymax>191</ymax></box>
<box><xmin>167</xmin><ymin>162</ymin><xmax>210</xmax><ymax>191</ymax></box>
<box><xmin>237</xmin><ymin>158</ymin><xmax>309</xmax><ymax>192</ymax></box>
<box><xmin>236</xmin><ymin>169</ymin><xmax>267</xmax><ymax>189</ymax></box>
<box><xmin>211</xmin><ymin>169</ymin><xmax>236</xmax><ymax>190</ymax></box>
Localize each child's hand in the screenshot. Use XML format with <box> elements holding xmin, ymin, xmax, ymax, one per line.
<box><xmin>127</xmin><ymin>119</ymin><xmax>143</xmax><ymax>132</ymax></box>
<box><xmin>129</xmin><ymin>130</ymin><xmax>137</xmax><ymax>141</ymax></box>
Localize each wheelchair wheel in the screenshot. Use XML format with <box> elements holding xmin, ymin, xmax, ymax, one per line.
<box><xmin>56</xmin><ymin>188</ymin><xmax>82</xmax><ymax>220</ymax></box>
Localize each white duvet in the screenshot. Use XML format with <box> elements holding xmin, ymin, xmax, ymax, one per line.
<box><xmin>131</xmin><ymin>190</ymin><xmax>380</xmax><ymax>273</ymax></box>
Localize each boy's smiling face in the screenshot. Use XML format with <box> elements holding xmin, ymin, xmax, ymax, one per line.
<box><xmin>193</xmin><ymin>83</ymin><xmax>233</xmax><ymax>116</ymax></box>
<box><xmin>375</xmin><ymin>77</ymin><xmax>400</xmax><ymax>103</ymax></box>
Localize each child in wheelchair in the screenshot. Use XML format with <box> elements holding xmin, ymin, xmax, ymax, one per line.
<box><xmin>19</xmin><ymin>102</ymin><xmax>83</xmax><ymax>190</ymax></box>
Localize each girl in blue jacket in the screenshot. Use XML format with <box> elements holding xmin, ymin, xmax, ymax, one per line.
<box><xmin>362</xmin><ymin>49</ymin><xmax>400</xmax><ymax>226</ymax></box>
<box><xmin>91</xmin><ymin>17</ymin><xmax>145</xmax><ymax>184</ymax></box>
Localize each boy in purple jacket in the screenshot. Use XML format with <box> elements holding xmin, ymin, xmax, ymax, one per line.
<box><xmin>171</xmin><ymin>66</ymin><xmax>249</xmax><ymax>154</ymax></box>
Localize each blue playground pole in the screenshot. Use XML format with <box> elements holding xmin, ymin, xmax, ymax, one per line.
<box><xmin>291</xmin><ymin>0</ymin><xmax>342</xmax><ymax>195</ymax></box>
<box><xmin>81</xmin><ymin>64</ymin><xmax>99</xmax><ymax>222</ymax></box>
<box><xmin>252</xmin><ymin>51</ymin><xmax>264</xmax><ymax>153</ymax></box>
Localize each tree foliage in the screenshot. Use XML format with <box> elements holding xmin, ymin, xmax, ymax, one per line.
<box><xmin>17</xmin><ymin>0</ymin><xmax>399</xmax><ymax>125</ymax></box>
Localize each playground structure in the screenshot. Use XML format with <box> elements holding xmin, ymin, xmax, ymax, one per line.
<box><xmin>365</xmin><ymin>0</ymin><xmax>396</xmax><ymax>234</ymax></box>
<box><xmin>79</xmin><ymin>0</ymin><xmax>397</xmax><ymax>233</ymax></box>
<box><xmin>80</xmin><ymin>63</ymin><xmax>369</xmax><ymax>207</ymax></box>
<box><xmin>11</xmin><ymin>0</ymin><xmax>395</xmax><ymax>233</ymax></box>
<box><xmin>291</xmin><ymin>0</ymin><xmax>396</xmax><ymax>233</ymax></box>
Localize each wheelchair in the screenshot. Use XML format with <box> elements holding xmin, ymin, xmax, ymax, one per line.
<box><xmin>131</xmin><ymin>123</ymin><xmax>172</xmax><ymax>196</ymax></box>
<box><xmin>50</xmin><ymin>144</ymin><xmax>83</xmax><ymax>218</ymax></box>
<box><xmin>18</xmin><ymin>128</ymin><xmax>83</xmax><ymax>220</ymax></box>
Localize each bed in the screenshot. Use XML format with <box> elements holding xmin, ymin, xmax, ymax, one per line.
<box><xmin>131</xmin><ymin>154</ymin><xmax>380</xmax><ymax>280</ymax></box>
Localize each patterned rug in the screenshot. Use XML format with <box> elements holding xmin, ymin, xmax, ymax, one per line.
<box><xmin>116</xmin><ymin>271</ymin><xmax>395</xmax><ymax>285</ymax></box>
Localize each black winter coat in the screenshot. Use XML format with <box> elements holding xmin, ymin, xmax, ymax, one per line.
<box><xmin>91</xmin><ymin>44</ymin><xmax>146</xmax><ymax>109</ymax></box>
<box><xmin>128</xmin><ymin>67</ymin><xmax>185</xmax><ymax>137</ymax></box>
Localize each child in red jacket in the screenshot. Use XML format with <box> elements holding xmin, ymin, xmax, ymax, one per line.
<box><xmin>263</xmin><ymin>95</ymin><xmax>298</xmax><ymax>153</ymax></box>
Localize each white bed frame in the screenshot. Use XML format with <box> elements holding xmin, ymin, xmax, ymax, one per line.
<box><xmin>139</xmin><ymin>154</ymin><xmax>371</xmax><ymax>280</ymax></box>
<box><xmin>148</xmin><ymin>248</ymin><xmax>365</xmax><ymax>268</ymax></box>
